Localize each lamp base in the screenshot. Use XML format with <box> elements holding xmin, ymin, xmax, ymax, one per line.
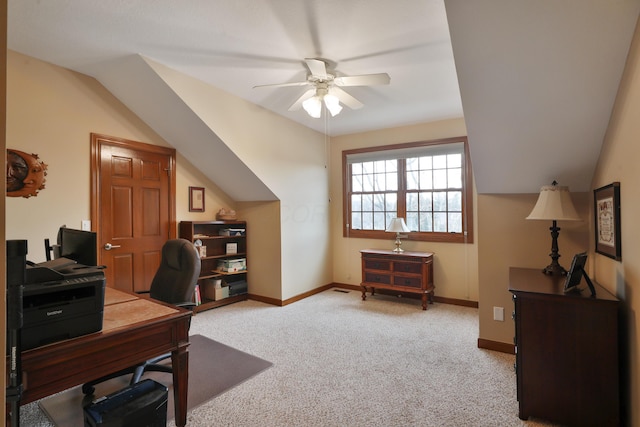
<box><xmin>393</xmin><ymin>236</ymin><xmax>404</xmax><ymax>252</ymax></box>
<box><xmin>542</xmin><ymin>262</ymin><xmax>568</xmax><ymax>276</ymax></box>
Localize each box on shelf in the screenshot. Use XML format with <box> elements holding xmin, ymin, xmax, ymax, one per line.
<box><xmin>218</xmin><ymin>228</ymin><xmax>246</xmax><ymax>236</ymax></box>
<box><xmin>226</xmin><ymin>242</ymin><xmax>238</xmax><ymax>254</ymax></box>
<box><xmin>214</xmin><ymin>286</ymin><xmax>229</xmax><ymax>300</ymax></box>
<box><xmin>217</xmin><ymin>258</ymin><xmax>246</xmax><ymax>272</ymax></box>
<box><xmin>202</xmin><ymin>278</ymin><xmax>222</xmax><ymax>301</ymax></box>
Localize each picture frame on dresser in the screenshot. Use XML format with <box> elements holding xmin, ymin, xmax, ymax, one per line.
<box><xmin>594</xmin><ymin>182</ymin><xmax>621</xmax><ymax>260</ymax></box>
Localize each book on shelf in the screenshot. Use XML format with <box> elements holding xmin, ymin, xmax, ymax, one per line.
<box><xmin>194</xmin><ymin>284</ymin><xmax>202</xmax><ymax>305</ymax></box>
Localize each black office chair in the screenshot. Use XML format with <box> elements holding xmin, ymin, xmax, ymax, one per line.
<box><xmin>82</xmin><ymin>238</ymin><xmax>201</xmax><ymax>395</ymax></box>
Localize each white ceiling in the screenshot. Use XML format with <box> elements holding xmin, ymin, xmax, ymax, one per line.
<box><xmin>7</xmin><ymin>0</ymin><xmax>640</xmax><ymax>194</ymax></box>
<box><xmin>8</xmin><ymin>0</ymin><xmax>462</xmax><ymax>137</ymax></box>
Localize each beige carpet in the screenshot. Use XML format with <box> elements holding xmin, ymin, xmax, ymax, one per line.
<box><xmin>22</xmin><ymin>288</ymin><xmax>558</xmax><ymax>427</ymax></box>
<box><xmin>37</xmin><ymin>334</ymin><xmax>272</xmax><ymax>426</ymax></box>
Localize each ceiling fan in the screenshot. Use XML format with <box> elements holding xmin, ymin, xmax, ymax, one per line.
<box><xmin>254</xmin><ymin>58</ymin><xmax>390</xmax><ymax>118</ymax></box>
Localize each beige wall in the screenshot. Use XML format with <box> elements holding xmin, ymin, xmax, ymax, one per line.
<box><xmin>329</xmin><ymin>119</ymin><xmax>480</xmax><ymax>302</ymax></box>
<box><xmin>5</xmin><ymin>50</ymin><xmax>234</xmax><ymax>262</ymax></box>
<box><xmin>591</xmin><ymin>15</ymin><xmax>640</xmax><ymax>426</ymax></box>
<box><xmin>146</xmin><ymin>58</ymin><xmax>331</xmax><ymax>301</ymax></box>
<box><xmin>476</xmin><ymin>193</ymin><xmax>590</xmax><ymax>344</ymax></box>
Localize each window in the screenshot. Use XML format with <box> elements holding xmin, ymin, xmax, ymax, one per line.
<box><xmin>343</xmin><ymin>137</ymin><xmax>473</xmax><ymax>243</ymax></box>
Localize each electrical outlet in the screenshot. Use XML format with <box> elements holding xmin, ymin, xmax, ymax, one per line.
<box><xmin>81</xmin><ymin>220</ymin><xmax>91</xmax><ymax>231</ymax></box>
<box><xmin>493</xmin><ymin>306</ymin><xmax>505</xmax><ymax>322</ymax></box>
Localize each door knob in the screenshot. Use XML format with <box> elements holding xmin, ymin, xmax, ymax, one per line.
<box><xmin>103</xmin><ymin>243</ymin><xmax>121</xmax><ymax>250</ymax></box>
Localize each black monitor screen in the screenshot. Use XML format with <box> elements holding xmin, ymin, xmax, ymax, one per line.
<box><xmin>59</xmin><ymin>227</ymin><xmax>97</xmax><ymax>266</ymax></box>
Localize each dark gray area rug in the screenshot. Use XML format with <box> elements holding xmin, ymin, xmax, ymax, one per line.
<box><xmin>38</xmin><ymin>334</ymin><xmax>273</xmax><ymax>426</ymax></box>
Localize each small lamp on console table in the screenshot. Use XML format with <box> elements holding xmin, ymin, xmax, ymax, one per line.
<box><xmin>526</xmin><ymin>181</ymin><xmax>581</xmax><ymax>275</ymax></box>
<box><xmin>386</xmin><ymin>218</ymin><xmax>411</xmax><ymax>252</ymax></box>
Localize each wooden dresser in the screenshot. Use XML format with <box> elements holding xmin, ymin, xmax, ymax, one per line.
<box><xmin>509</xmin><ymin>267</ymin><xmax>620</xmax><ymax>426</ymax></box>
<box><xmin>360</xmin><ymin>249</ymin><xmax>434</xmax><ymax>310</ymax></box>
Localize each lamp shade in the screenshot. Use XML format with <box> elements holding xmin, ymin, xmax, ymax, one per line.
<box><xmin>526</xmin><ymin>183</ymin><xmax>580</xmax><ymax>221</ymax></box>
<box><xmin>386</xmin><ymin>218</ymin><xmax>410</xmax><ymax>233</ymax></box>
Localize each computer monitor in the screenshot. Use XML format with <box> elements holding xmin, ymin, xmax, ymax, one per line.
<box><xmin>59</xmin><ymin>227</ymin><xmax>98</xmax><ymax>266</ymax></box>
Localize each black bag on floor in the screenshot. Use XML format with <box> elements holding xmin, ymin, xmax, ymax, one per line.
<box><xmin>83</xmin><ymin>379</ymin><xmax>168</xmax><ymax>427</ymax></box>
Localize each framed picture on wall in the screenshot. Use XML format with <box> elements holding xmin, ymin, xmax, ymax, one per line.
<box><xmin>594</xmin><ymin>182</ymin><xmax>621</xmax><ymax>260</ymax></box>
<box><xmin>189</xmin><ymin>186</ymin><xmax>205</xmax><ymax>212</ymax></box>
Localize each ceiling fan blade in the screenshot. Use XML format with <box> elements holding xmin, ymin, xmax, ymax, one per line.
<box><xmin>253</xmin><ymin>81</ymin><xmax>309</xmax><ymax>89</ymax></box>
<box><xmin>288</xmin><ymin>89</ymin><xmax>316</xmax><ymax>111</ymax></box>
<box><xmin>330</xmin><ymin>87</ymin><xmax>363</xmax><ymax>110</ymax></box>
<box><xmin>305</xmin><ymin>58</ymin><xmax>328</xmax><ymax>79</ymax></box>
<box><xmin>334</xmin><ymin>73</ymin><xmax>390</xmax><ymax>87</ymax></box>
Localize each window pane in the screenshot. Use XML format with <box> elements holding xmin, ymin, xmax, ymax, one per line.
<box><xmin>433</xmin><ymin>192</ymin><xmax>447</xmax><ymax>211</ymax></box>
<box><xmin>448</xmin><ymin>191</ymin><xmax>462</xmax><ymax>211</ymax></box>
<box><xmin>407</xmin><ymin>170</ymin><xmax>419</xmax><ymax>190</ymax></box>
<box><xmin>351</xmin><ymin>212</ymin><xmax>361</xmax><ymax>230</ymax></box>
<box><xmin>362</xmin><ymin>161</ymin><xmax>374</xmax><ymax>174</ymax></box>
<box><xmin>407</xmin><ymin>192</ymin><xmax>419</xmax><ymax>211</ymax></box>
<box><xmin>374</xmin><ymin>173</ymin><xmax>386</xmax><ymax>191</ymax></box>
<box><xmin>352</xmin><ymin>174</ymin><xmax>363</xmax><ymax>192</ymax></box>
<box><xmin>362</xmin><ymin>212</ymin><xmax>373</xmax><ymax>229</ymax></box>
<box><xmin>386</xmin><ymin>159</ymin><xmax>397</xmax><ymax>172</ymax></box>
<box><xmin>420</xmin><ymin>212</ymin><xmax>433</xmax><ymax>232</ymax></box>
<box><xmin>352</xmin><ymin>163</ymin><xmax>362</xmax><ymax>174</ymax></box>
<box><xmin>374</xmin><ymin>160</ymin><xmax>386</xmax><ymax>173</ymax></box>
<box><xmin>419</xmin><ymin>192</ymin><xmax>432</xmax><ymax>211</ymax></box>
<box><xmin>373</xmin><ymin>193</ymin><xmax>386</xmax><ymax>211</ymax></box>
<box><xmin>406</xmin><ymin>212</ymin><xmax>419</xmax><ymax>231</ymax></box>
<box><xmin>448</xmin><ymin>153</ymin><xmax>461</xmax><ymax>168</ymax></box>
<box><xmin>449</xmin><ymin>212</ymin><xmax>462</xmax><ymax>233</ymax></box>
<box><xmin>406</xmin><ymin>157</ymin><xmax>419</xmax><ymax>171</ymax></box>
<box><xmin>362</xmin><ymin>174</ymin><xmax>373</xmax><ymax>192</ymax></box>
<box><xmin>433</xmin><ymin>169</ymin><xmax>447</xmax><ymax>189</ymax></box>
<box><xmin>433</xmin><ymin>155</ymin><xmax>447</xmax><ymax>169</ymax></box>
<box><xmin>419</xmin><ymin>156</ymin><xmax>433</xmax><ymax>170</ymax></box>
<box><xmin>385</xmin><ymin>193</ymin><xmax>397</xmax><ymax>211</ymax></box>
<box><xmin>386</xmin><ymin>172</ymin><xmax>398</xmax><ymax>191</ymax></box>
<box><xmin>373</xmin><ymin>212</ymin><xmax>386</xmax><ymax>230</ymax></box>
<box><xmin>448</xmin><ymin>168</ymin><xmax>462</xmax><ymax>188</ymax></box>
<box><xmin>351</xmin><ymin>194</ymin><xmax>361</xmax><ymax>211</ymax></box>
<box><xmin>362</xmin><ymin>194</ymin><xmax>373</xmax><ymax>211</ymax></box>
<box><xmin>434</xmin><ymin>212</ymin><xmax>447</xmax><ymax>232</ymax></box>
<box><xmin>419</xmin><ymin>170</ymin><xmax>432</xmax><ymax>190</ymax></box>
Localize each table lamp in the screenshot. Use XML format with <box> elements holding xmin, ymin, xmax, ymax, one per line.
<box><xmin>526</xmin><ymin>181</ymin><xmax>580</xmax><ymax>275</ymax></box>
<box><xmin>386</xmin><ymin>218</ymin><xmax>410</xmax><ymax>252</ymax></box>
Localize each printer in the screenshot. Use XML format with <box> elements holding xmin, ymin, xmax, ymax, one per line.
<box><xmin>22</xmin><ymin>259</ymin><xmax>106</xmax><ymax>350</ymax></box>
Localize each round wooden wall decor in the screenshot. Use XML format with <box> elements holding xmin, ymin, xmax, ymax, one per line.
<box><xmin>6</xmin><ymin>149</ymin><xmax>48</xmax><ymax>198</ymax></box>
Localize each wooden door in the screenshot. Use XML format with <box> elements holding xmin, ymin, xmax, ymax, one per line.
<box><xmin>91</xmin><ymin>133</ymin><xmax>176</xmax><ymax>293</ymax></box>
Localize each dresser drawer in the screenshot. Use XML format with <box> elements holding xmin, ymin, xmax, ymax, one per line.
<box><xmin>364</xmin><ymin>272</ymin><xmax>391</xmax><ymax>284</ymax></box>
<box><xmin>363</xmin><ymin>258</ymin><xmax>392</xmax><ymax>271</ymax></box>
<box><xmin>393</xmin><ymin>276</ymin><xmax>422</xmax><ymax>288</ymax></box>
<box><xmin>394</xmin><ymin>262</ymin><xmax>422</xmax><ymax>274</ymax></box>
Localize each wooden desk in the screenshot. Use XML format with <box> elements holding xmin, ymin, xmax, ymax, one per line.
<box><xmin>12</xmin><ymin>287</ymin><xmax>191</xmax><ymax>426</ymax></box>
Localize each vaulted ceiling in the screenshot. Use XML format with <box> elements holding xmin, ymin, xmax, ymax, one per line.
<box><xmin>7</xmin><ymin>0</ymin><xmax>640</xmax><ymax>193</ymax></box>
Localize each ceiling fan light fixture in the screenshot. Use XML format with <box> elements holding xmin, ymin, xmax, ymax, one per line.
<box><xmin>302</xmin><ymin>96</ymin><xmax>322</xmax><ymax>118</ymax></box>
<box><xmin>324</xmin><ymin>94</ymin><xmax>343</xmax><ymax>117</ymax></box>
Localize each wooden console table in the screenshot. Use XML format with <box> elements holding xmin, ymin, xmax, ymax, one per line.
<box><xmin>360</xmin><ymin>249</ymin><xmax>434</xmax><ymax>310</ymax></box>
<box><xmin>509</xmin><ymin>267</ymin><xmax>620</xmax><ymax>426</ymax></box>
